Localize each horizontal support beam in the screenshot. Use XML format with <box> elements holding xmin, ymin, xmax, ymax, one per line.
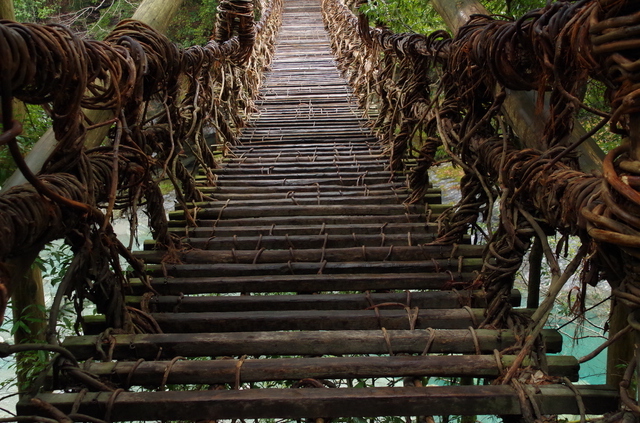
<box><xmin>21</xmin><ymin>385</ymin><xmax>617</xmax><ymax>420</ymax></box>
<box><xmin>129</xmin><ymin>272</ymin><xmax>478</xmax><ymax>294</ymax></box>
<box><xmin>77</xmin><ymin>355</ymin><xmax>578</xmax><ymax>386</ymax></box>
<box><xmin>85</xmin><ymin>307</ymin><xmax>522</xmax><ymax>333</ymax></box>
<box><xmin>62</xmin><ymin>329</ymin><xmax>563</xmax><ymax>360</ymax></box>
<box><xmin>143</xmin><ymin>259</ymin><xmax>485</xmax><ymax>278</ymax></box>
<box><xmin>126</xmin><ymin>289</ymin><xmax>520</xmax><ymax>312</ymax></box>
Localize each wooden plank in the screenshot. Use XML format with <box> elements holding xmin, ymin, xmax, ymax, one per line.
<box><xmin>207</xmin><ymin>171</ymin><xmax>395</xmax><ymax>180</ymax></box>
<box><xmin>168</xmin><ymin>222</ymin><xmax>441</xmax><ymax>237</ymax></box>
<box><xmin>129</xmin><ymin>272</ymin><xmax>477</xmax><ymax>294</ymax></box>
<box><xmin>147</xmin><ymin>232</ymin><xmax>458</xmax><ymax>250</ymax></box>
<box><xmin>126</xmin><ymin>289</ymin><xmax>520</xmax><ymax>312</ymax></box>
<box><xmin>167</xmin><ymin>215</ymin><xmax>435</xmax><ymax>228</ymax></box>
<box><xmin>143</xmin><ymin>260</ymin><xmax>485</xmax><ymax>278</ymax></box>
<box><xmin>77</xmin><ymin>355</ymin><xmax>578</xmax><ymax>386</ymax></box>
<box><xmin>209</xmin><ymin>176</ymin><xmax>395</xmax><ymax>186</ymax></box>
<box><xmin>20</xmin><ymin>385</ymin><xmax>617</xmax><ymax>420</ymax></box>
<box><xmin>185</xmin><ymin>194</ymin><xmax>439</xmax><ymax>207</ymax></box>
<box><xmin>83</xmin><ymin>309</ymin><xmax>533</xmax><ymax>333</ymax></box>
<box><xmin>198</xmin><ymin>183</ymin><xmax>407</xmax><ymax>194</ymax></box>
<box><xmin>62</xmin><ymin>329</ymin><xmax>563</xmax><ymax>360</ymax></box>
<box><xmin>135</xmin><ymin>244</ymin><xmax>485</xmax><ymax>265</ymax></box>
<box><xmin>167</xmin><ymin>204</ymin><xmax>443</xmax><ymax>220</ymax></box>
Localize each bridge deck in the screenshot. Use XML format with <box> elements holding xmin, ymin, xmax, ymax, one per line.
<box><xmin>19</xmin><ymin>0</ymin><xmax>617</xmax><ymax>420</ymax></box>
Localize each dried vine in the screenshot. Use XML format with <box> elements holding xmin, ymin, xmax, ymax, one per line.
<box><xmin>324</xmin><ymin>0</ymin><xmax>640</xmax><ymax>411</ymax></box>
<box><xmin>0</xmin><ymin>0</ymin><xmax>282</xmax><ymax>329</ymax></box>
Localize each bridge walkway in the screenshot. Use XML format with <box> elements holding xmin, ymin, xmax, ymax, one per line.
<box><xmin>19</xmin><ymin>0</ymin><xmax>617</xmax><ymax>420</ymax></box>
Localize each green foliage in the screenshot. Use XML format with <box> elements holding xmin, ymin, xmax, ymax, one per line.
<box><xmin>13</xmin><ymin>0</ymin><xmax>60</xmax><ymax>22</ymax></box>
<box><xmin>37</xmin><ymin>242</ymin><xmax>73</xmax><ymax>287</ymax></box>
<box><xmin>360</xmin><ymin>0</ymin><xmax>444</xmax><ymax>33</ymax></box>
<box><xmin>483</xmin><ymin>0</ymin><xmax>546</xmax><ymax>17</ymax></box>
<box><xmin>166</xmin><ymin>0</ymin><xmax>219</xmax><ymax>47</ymax></box>
<box><xmin>578</xmin><ymin>79</ymin><xmax>620</xmax><ymax>153</ymax></box>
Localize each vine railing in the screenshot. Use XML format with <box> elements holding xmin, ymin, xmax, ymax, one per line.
<box><xmin>0</xmin><ymin>0</ymin><xmax>282</xmax><ymax>336</ymax></box>
<box><xmin>323</xmin><ymin>0</ymin><xmax>640</xmax><ymax>408</ymax></box>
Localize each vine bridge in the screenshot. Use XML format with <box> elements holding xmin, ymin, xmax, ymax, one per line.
<box><xmin>0</xmin><ymin>0</ymin><xmax>639</xmax><ymax>421</ymax></box>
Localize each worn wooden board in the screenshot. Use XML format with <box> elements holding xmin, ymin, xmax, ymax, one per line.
<box><xmin>20</xmin><ymin>385</ymin><xmax>617</xmax><ymax>420</ymax></box>
<box><xmin>62</xmin><ymin>329</ymin><xmax>564</xmax><ymax>359</ymax></box>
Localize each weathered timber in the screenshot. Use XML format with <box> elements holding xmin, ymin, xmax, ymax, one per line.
<box><xmin>197</xmin><ymin>189</ymin><xmax>435</xmax><ymax>200</ymax></box>
<box><xmin>167</xmin><ymin>222</ymin><xmax>441</xmax><ymax>237</ymax></box>
<box><xmin>210</xmin><ymin>176</ymin><xmax>397</xmax><ymax>186</ymax></box>
<box><xmin>0</xmin><ymin>0</ymin><xmax>184</xmax><ymax>192</ymax></box>
<box><xmin>185</xmin><ymin>193</ymin><xmax>440</xmax><ymax>206</ymax></box>
<box><xmin>143</xmin><ymin>259</ymin><xmax>485</xmax><ymax>277</ymax></box>
<box><xmin>19</xmin><ymin>385</ymin><xmax>617</xmax><ymax>420</ymax></box>
<box><xmin>135</xmin><ymin>244</ymin><xmax>485</xmax><ymax>264</ymax></box>
<box><xmin>208</xmin><ymin>164</ymin><xmax>395</xmax><ymax>174</ymax></box>
<box><xmin>168</xmin><ymin>215</ymin><xmax>431</xmax><ymax>228</ymax></box>
<box><xmin>62</xmin><ymin>329</ymin><xmax>563</xmax><ymax>360</ymax></box>
<box><xmin>167</xmin><ymin>204</ymin><xmax>445</xmax><ymax>220</ymax></box>
<box><xmin>208</xmin><ymin>171</ymin><xmax>395</xmax><ymax>180</ymax></box>
<box><xmin>127</xmin><ymin>289</ymin><xmax>520</xmax><ymax>312</ymax></box>
<box><xmin>129</xmin><ymin>272</ymin><xmax>478</xmax><ymax>294</ymax></box>
<box><xmin>75</xmin><ymin>355</ymin><xmax>578</xmax><ymax>386</ymax></box>
<box><xmin>150</xmin><ymin>232</ymin><xmax>462</xmax><ymax>251</ymax></box>
<box><xmin>84</xmin><ymin>308</ymin><xmax>508</xmax><ymax>333</ymax></box>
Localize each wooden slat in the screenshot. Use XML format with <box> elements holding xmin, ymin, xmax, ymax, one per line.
<box><xmin>85</xmin><ymin>308</ymin><xmax>511</xmax><ymax>333</ymax></box>
<box><xmin>143</xmin><ymin>259</ymin><xmax>485</xmax><ymax>277</ymax></box>
<box><xmin>167</xmin><ymin>222</ymin><xmax>441</xmax><ymax>237</ymax></box>
<box><xmin>76</xmin><ymin>355</ymin><xmax>579</xmax><ymax>386</ymax></box>
<box><xmin>129</xmin><ymin>272</ymin><xmax>477</xmax><ymax>294</ymax></box>
<box><xmin>126</xmin><ymin>289</ymin><xmax>520</xmax><ymax>312</ymax></box>
<box><xmin>135</xmin><ymin>244</ymin><xmax>485</xmax><ymax>264</ymax></box>
<box><xmin>20</xmin><ymin>385</ymin><xmax>617</xmax><ymax>420</ymax></box>
<box><xmin>61</xmin><ymin>329</ymin><xmax>564</xmax><ymax>359</ymax></box>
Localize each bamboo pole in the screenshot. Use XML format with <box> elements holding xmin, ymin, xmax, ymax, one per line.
<box><xmin>0</xmin><ymin>0</ymin><xmax>184</xmax><ymax>193</ymax></box>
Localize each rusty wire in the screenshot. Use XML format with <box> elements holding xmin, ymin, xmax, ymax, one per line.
<box><xmin>0</xmin><ymin>0</ymin><xmax>282</xmax><ymax>327</ymax></box>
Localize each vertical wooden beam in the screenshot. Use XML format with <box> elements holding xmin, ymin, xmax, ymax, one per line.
<box><xmin>527</xmin><ymin>236</ymin><xmax>543</xmax><ymax>309</ymax></box>
<box><xmin>9</xmin><ymin>253</ymin><xmax>47</xmax><ymax>391</ymax></box>
<box><xmin>606</xmin><ymin>300</ymin><xmax>633</xmax><ymax>388</ymax></box>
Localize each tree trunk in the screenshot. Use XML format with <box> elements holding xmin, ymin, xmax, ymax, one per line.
<box><xmin>0</xmin><ymin>0</ymin><xmax>16</xmax><ymax>21</ymax></box>
<box><xmin>0</xmin><ymin>0</ymin><xmax>48</xmax><ymax>393</ymax></box>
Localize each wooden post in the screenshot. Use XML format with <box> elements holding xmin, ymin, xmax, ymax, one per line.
<box><xmin>429</xmin><ymin>0</ymin><xmax>604</xmax><ymax>173</ymax></box>
<box><xmin>1</xmin><ymin>1</ymin><xmax>48</xmax><ymax>393</ymax></box>
<box><xmin>607</xmin><ymin>299</ymin><xmax>633</xmax><ymax>388</ymax></box>
<box><xmin>0</xmin><ymin>0</ymin><xmax>185</xmax><ymax>193</ymax></box>
<box><xmin>9</xmin><ymin>253</ymin><xmax>47</xmax><ymax>391</ymax></box>
<box><xmin>527</xmin><ymin>236</ymin><xmax>543</xmax><ymax>309</ymax></box>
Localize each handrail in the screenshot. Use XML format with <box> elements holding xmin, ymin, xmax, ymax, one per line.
<box><xmin>0</xmin><ymin>0</ymin><xmax>283</xmax><ymax>327</ymax></box>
